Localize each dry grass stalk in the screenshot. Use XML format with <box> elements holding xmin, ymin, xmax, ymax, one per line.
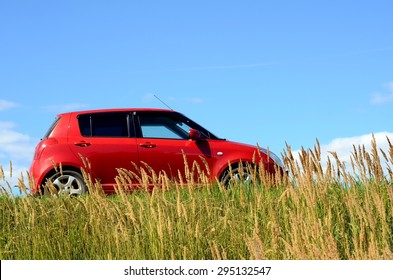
<box><xmin>1</xmin><ymin>137</ymin><xmax>393</xmax><ymax>260</ymax></box>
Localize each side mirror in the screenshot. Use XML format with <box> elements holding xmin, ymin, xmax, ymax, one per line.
<box><xmin>189</xmin><ymin>129</ymin><xmax>203</xmax><ymax>141</ymax></box>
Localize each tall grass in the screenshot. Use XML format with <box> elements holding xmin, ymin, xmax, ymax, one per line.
<box><xmin>1</xmin><ymin>136</ymin><xmax>393</xmax><ymax>260</ymax></box>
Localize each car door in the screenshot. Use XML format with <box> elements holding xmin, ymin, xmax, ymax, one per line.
<box><xmin>68</xmin><ymin>112</ymin><xmax>139</xmax><ymax>191</ymax></box>
<box><xmin>135</xmin><ymin>111</ymin><xmax>215</xmax><ymax>183</ymax></box>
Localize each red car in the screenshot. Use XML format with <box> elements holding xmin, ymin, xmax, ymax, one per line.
<box><xmin>29</xmin><ymin>108</ymin><xmax>284</xmax><ymax>195</ymax></box>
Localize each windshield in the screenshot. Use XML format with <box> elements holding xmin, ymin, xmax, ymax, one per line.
<box><xmin>174</xmin><ymin>112</ymin><xmax>222</xmax><ymax>140</ymax></box>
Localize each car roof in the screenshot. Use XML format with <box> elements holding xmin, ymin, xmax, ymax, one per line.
<box><xmin>58</xmin><ymin>108</ymin><xmax>174</xmax><ymax>116</ymax></box>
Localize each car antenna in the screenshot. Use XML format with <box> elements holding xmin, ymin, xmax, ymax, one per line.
<box><xmin>154</xmin><ymin>94</ymin><xmax>173</xmax><ymax>110</ymax></box>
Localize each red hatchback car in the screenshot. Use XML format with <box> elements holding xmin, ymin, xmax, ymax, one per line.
<box><xmin>29</xmin><ymin>108</ymin><xmax>284</xmax><ymax>195</ymax></box>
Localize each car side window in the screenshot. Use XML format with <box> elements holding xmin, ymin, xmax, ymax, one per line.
<box><xmin>78</xmin><ymin>113</ymin><xmax>134</xmax><ymax>137</ymax></box>
<box><xmin>138</xmin><ymin>114</ymin><xmax>191</xmax><ymax>139</ymax></box>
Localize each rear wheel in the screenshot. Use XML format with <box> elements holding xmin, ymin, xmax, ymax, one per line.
<box><xmin>46</xmin><ymin>170</ymin><xmax>87</xmax><ymax>196</ymax></box>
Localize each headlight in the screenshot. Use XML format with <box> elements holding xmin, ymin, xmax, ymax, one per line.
<box><xmin>259</xmin><ymin>148</ymin><xmax>285</xmax><ymax>169</ymax></box>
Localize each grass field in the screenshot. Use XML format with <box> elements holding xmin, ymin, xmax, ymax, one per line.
<box><xmin>1</xmin><ymin>136</ymin><xmax>393</xmax><ymax>260</ymax></box>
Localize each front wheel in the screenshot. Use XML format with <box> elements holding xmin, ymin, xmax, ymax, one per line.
<box><xmin>47</xmin><ymin>170</ymin><xmax>87</xmax><ymax>196</ymax></box>
<box><xmin>220</xmin><ymin>165</ymin><xmax>255</xmax><ymax>188</ymax></box>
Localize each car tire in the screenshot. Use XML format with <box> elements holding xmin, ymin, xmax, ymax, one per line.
<box><xmin>220</xmin><ymin>165</ymin><xmax>255</xmax><ymax>188</ymax></box>
<box><xmin>47</xmin><ymin>170</ymin><xmax>87</xmax><ymax>196</ymax></box>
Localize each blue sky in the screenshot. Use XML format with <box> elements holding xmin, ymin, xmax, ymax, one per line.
<box><xmin>1</xmin><ymin>0</ymin><xmax>393</xmax><ymax>185</ymax></box>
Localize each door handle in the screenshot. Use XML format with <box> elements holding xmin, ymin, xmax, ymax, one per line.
<box><xmin>74</xmin><ymin>141</ymin><xmax>91</xmax><ymax>147</ymax></box>
<box><xmin>140</xmin><ymin>142</ymin><xmax>156</xmax><ymax>148</ymax></box>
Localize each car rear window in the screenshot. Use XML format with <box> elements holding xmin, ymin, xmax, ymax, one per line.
<box><xmin>78</xmin><ymin>113</ymin><xmax>133</xmax><ymax>137</ymax></box>
<box><xmin>43</xmin><ymin>116</ymin><xmax>61</xmax><ymax>139</ymax></box>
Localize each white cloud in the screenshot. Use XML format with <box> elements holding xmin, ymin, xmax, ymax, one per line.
<box><xmin>42</xmin><ymin>103</ymin><xmax>88</xmax><ymax>113</ymax></box>
<box><xmin>291</xmin><ymin>132</ymin><xmax>393</xmax><ymax>175</ymax></box>
<box><xmin>142</xmin><ymin>93</ymin><xmax>156</xmax><ymax>102</ymax></box>
<box><xmin>0</xmin><ymin>122</ymin><xmax>36</xmax><ymax>161</ymax></box>
<box><xmin>371</xmin><ymin>92</ymin><xmax>393</xmax><ymax>105</ymax></box>
<box><xmin>0</xmin><ymin>121</ymin><xmax>16</xmax><ymax>130</ymax></box>
<box><xmin>371</xmin><ymin>82</ymin><xmax>393</xmax><ymax>105</ymax></box>
<box><xmin>0</xmin><ymin>99</ymin><xmax>18</xmax><ymax>111</ymax></box>
<box><xmin>0</xmin><ymin>122</ymin><xmax>35</xmax><ymax>193</ymax></box>
<box><xmin>186</xmin><ymin>97</ymin><xmax>204</xmax><ymax>104</ymax></box>
<box><xmin>0</xmin><ymin>162</ymin><xmax>31</xmax><ymax>195</ymax></box>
